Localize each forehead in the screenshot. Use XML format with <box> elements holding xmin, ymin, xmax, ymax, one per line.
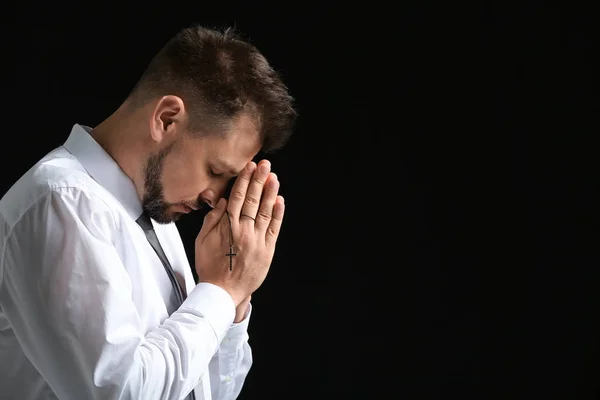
<box><xmin>184</xmin><ymin>113</ymin><xmax>261</xmax><ymax>172</ymax></box>
<box><xmin>224</xmin><ymin>112</ymin><xmax>261</xmax><ymax>150</ymax></box>
<box><xmin>217</xmin><ymin>113</ymin><xmax>261</xmax><ymax>157</ymax></box>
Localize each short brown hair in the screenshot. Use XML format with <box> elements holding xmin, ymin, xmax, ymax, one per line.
<box><xmin>128</xmin><ymin>25</ymin><xmax>297</xmax><ymax>152</ymax></box>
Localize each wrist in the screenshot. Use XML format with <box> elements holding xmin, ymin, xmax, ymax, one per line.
<box><xmin>234</xmin><ymin>297</ymin><xmax>251</xmax><ymax>323</ymax></box>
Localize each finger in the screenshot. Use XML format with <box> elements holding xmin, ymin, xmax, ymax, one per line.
<box><xmin>198</xmin><ymin>198</ymin><xmax>228</xmax><ymax>242</ymax></box>
<box><xmin>254</xmin><ymin>173</ymin><xmax>279</xmax><ymax>231</ymax></box>
<box><xmin>240</xmin><ymin>160</ymin><xmax>271</xmax><ymax>221</ymax></box>
<box><xmin>227</xmin><ymin>161</ymin><xmax>257</xmax><ymax>220</ymax></box>
<box><xmin>266</xmin><ymin>195</ymin><xmax>285</xmax><ymax>248</ymax></box>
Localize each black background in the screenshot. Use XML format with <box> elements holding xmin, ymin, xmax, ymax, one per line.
<box><xmin>1</xmin><ymin>3</ymin><xmax>597</xmax><ymax>399</ymax></box>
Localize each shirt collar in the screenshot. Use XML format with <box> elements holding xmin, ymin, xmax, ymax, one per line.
<box><xmin>63</xmin><ymin>123</ymin><xmax>143</xmax><ymax>220</ymax></box>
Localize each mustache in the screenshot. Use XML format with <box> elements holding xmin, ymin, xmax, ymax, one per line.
<box><xmin>182</xmin><ymin>201</ymin><xmax>205</xmax><ymax>211</ymax></box>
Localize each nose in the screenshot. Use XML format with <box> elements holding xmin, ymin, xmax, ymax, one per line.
<box><xmin>200</xmin><ymin>178</ymin><xmax>235</xmax><ymax>209</ymax></box>
<box><xmin>198</xmin><ymin>189</ymin><xmax>217</xmax><ymax>209</ymax></box>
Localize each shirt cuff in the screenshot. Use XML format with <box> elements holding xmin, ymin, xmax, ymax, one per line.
<box><xmin>227</xmin><ymin>303</ymin><xmax>252</xmax><ymax>341</ymax></box>
<box><xmin>181</xmin><ymin>282</ymin><xmax>236</xmax><ymax>343</ymax></box>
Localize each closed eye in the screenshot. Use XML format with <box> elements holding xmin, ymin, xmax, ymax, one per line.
<box><xmin>209</xmin><ymin>169</ymin><xmax>223</xmax><ymax>178</ymax></box>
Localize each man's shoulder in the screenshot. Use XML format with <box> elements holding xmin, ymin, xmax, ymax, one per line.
<box><xmin>0</xmin><ymin>147</ymin><xmax>112</xmax><ymax>229</ymax></box>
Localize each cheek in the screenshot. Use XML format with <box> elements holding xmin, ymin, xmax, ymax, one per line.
<box><xmin>162</xmin><ymin>156</ymin><xmax>209</xmax><ymax>200</ymax></box>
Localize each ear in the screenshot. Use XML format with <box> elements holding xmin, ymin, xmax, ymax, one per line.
<box><xmin>150</xmin><ymin>95</ymin><xmax>186</xmax><ymax>143</ymax></box>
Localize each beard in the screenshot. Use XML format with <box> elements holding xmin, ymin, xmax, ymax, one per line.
<box><xmin>141</xmin><ymin>144</ymin><xmax>181</xmax><ymax>224</ymax></box>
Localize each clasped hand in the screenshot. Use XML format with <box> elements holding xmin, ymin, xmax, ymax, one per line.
<box><xmin>195</xmin><ymin>160</ymin><xmax>284</xmax><ymax>306</ymax></box>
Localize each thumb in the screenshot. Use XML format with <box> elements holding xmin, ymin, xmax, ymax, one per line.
<box><xmin>215</xmin><ymin>197</ymin><xmax>228</xmax><ymax>212</ymax></box>
<box><xmin>199</xmin><ymin>198</ymin><xmax>228</xmax><ymax>236</ymax></box>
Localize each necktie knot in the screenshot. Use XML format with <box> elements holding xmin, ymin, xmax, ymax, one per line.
<box><xmin>136</xmin><ymin>211</ymin><xmax>153</xmax><ymax>231</ymax></box>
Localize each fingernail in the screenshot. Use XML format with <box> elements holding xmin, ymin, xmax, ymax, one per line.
<box><xmin>246</xmin><ymin>162</ymin><xmax>256</xmax><ymax>172</ymax></box>
<box><xmin>259</xmin><ymin>162</ymin><xmax>270</xmax><ymax>174</ymax></box>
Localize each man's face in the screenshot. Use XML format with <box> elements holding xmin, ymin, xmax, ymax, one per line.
<box><xmin>142</xmin><ymin>114</ymin><xmax>261</xmax><ymax>223</ymax></box>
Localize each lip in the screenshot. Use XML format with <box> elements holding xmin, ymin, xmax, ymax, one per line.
<box><xmin>181</xmin><ymin>205</ymin><xmax>194</xmax><ymax>214</ymax></box>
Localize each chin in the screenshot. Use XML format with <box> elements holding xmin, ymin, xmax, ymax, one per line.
<box><xmin>168</xmin><ymin>212</ymin><xmax>183</xmax><ymax>223</ymax></box>
<box><xmin>147</xmin><ymin>209</ymin><xmax>181</xmax><ymax>224</ymax></box>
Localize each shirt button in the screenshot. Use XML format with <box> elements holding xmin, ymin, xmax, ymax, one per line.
<box><xmin>224</xmin><ymin>375</ymin><xmax>232</xmax><ymax>382</ymax></box>
<box><xmin>222</xmin><ymin>337</ymin><xmax>230</xmax><ymax>344</ymax></box>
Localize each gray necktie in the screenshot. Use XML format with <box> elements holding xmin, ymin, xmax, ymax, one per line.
<box><xmin>136</xmin><ymin>211</ymin><xmax>196</xmax><ymax>400</ymax></box>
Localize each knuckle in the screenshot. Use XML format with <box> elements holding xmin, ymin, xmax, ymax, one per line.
<box><xmin>265</xmin><ymin>184</ymin><xmax>279</xmax><ymax>195</ymax></box>
<box><xmin>257</xmin><ymin>210</ymin><xmax>271</xmax><ymax>222</ymax></box>
<box><xmin>229</xmin><ymin>190</ymin><xmax>245</xmax><ymax>202</ymax></box>
<box><xmin>271</xmin><ymin>212</ymin><xmax>283</xmax><ymax>221</ymax></box>
<box><xmin>244</xmin><ymin>196</ymin><xmax>259</xmax><ymax>206</ymax></box>
<box><xmin>267</xmin><ymin>226</ymin><xmax>278</xmax><ymax>238</ymax></box>
<box><xmin>252</xmin><ymin>175</ymin><xmax>267</xmax><ymax>185</ymax></box>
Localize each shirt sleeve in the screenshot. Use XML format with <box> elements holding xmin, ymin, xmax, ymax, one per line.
<box><xmin>0</xmin><ymin>187</ymin><xmax>235</xmax><ymax>400</ymax></box>
<box><xmin>209</xmin><ymin>304</ymin><xmax>253</xmax><ymax>399</ymax></box>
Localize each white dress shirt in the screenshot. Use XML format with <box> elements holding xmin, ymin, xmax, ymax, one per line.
<box><xmin>0</xmin><ymin>124</ymin><xmax>252</xmax><ymax>400</ymax></box>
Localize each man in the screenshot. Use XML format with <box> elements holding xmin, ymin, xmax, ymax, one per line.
<box><xmin>0</xmin><ymin>25</ymin><xmax>296</xmax><ymax>399</ymax></box>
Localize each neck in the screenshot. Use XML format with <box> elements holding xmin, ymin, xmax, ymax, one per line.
<box><xmin>90</xmin><ymin>102</ymin><xmax>148</xmax><ymax>201</ymax></box>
